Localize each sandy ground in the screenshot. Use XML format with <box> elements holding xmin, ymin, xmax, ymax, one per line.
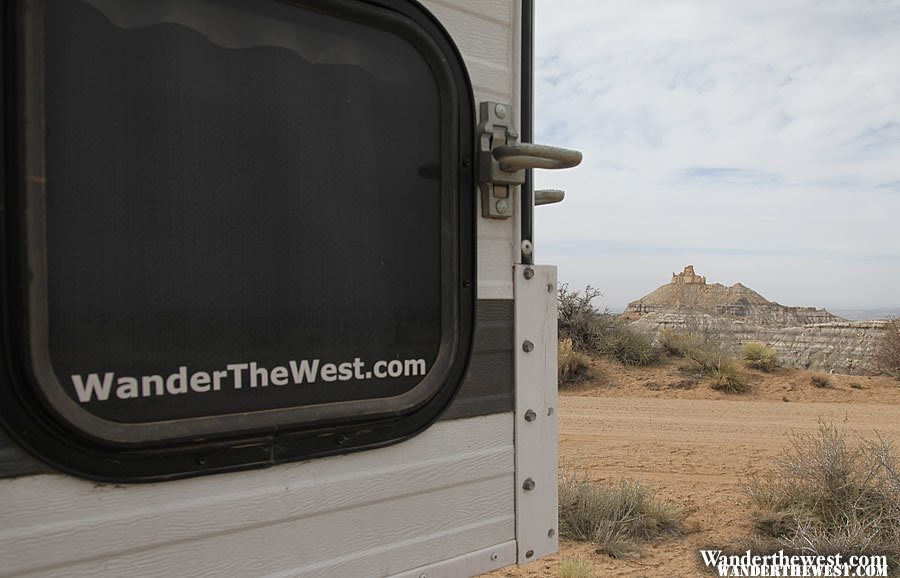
<box><xmin>486</xmin><ymin>356</ymin><xmax>900</xmax><ymax>577</ymax></box>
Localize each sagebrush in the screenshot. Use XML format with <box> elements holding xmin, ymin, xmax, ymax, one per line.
<box><xmin>749</xmin><ymin>421</ymin><xmax>900</xmax><ymax>573</ymax></box>
<box><xmin>558</xmin><ymin>284</ymin><xmax>606</xmax><ymax>351</ymax></box>
<box><xmin>558</xmin><ymin>284</ymin><xmax>657</xmax><ymax>366</ymax></box>
<box><xmin>559</xmin><ymin>468</ymin><xmax>681</xmax><ymax>558</ymax></box>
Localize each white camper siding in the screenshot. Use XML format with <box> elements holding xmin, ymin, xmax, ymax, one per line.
<box><xmin>0</xmin><ymin>414</ymin><xmax>515</xmax><ymax>578</ymax></box>
<box><xmin>420</xmin><ymin>0</ymin><xmax>520</xmax><ymax>300</ymax></box>
<box><xmin>0</xmin><ymin>2</ymin><xmax>523</xmax><ymax>577</ymax></box>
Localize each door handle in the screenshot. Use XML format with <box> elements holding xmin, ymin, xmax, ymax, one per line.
<box><xmin>534</xmin><ymin>189</ymin><xmax>565</xmax><ymax>206</ymax></box>
<box><xmin>477</xmin><ymin>102</ymin><xmax>582</xmax><ymax>219</ymax></box>
<box><xmin>493</xmin><ymin>144</ymin><xmax>581</xmax><ymax>172</ymax></box>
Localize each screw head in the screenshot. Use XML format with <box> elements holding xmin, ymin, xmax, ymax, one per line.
<box><xmin>490</xmin><ymin>552</ymin><xmax>499</xmax><ymax>561</ymax></box>
<box><xmin>495</xmin><ymin>103</ymin><xmax>507</xmax><ymax>119</ymax></box>
<box><xmin>523</xmin><ymin>267</ymin><xmax>535</xmax><ymax>280</ymax></box>
<box><xmin>521</xmin><ymin>239</ymin><xmax>533</xmax><ymax>255</ymax></box>
<box><xmin>522</xmin><ymin>340</ymin><xmax>534</xmax><ymax>353</ymax></box>
<box><xmin>524</xmin><ymin>409</ymin><xmax>537</xmax><ymax>422</ymax></box>
<box><xmin>522</xmin><ymin>477</ymin><xmax>536</xmax><ymax>491</ymax></box>
<box><xmin>496</xmin><ymin>198</ymin><xmax>510</xmax><ymax>213</ymax></box>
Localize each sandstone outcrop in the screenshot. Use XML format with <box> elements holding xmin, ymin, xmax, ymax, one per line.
<box><xmin>626</xmin><ymin>266</ymin><xmax>843</xmax><ymax>326</ymax></box>
<box><xmin>625</xmin><ymin>266</ymin><xmax>885</xmax><ymax>374</ymax></box>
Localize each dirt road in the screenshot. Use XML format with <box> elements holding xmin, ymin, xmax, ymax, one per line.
<box><xmin>490</xmin><ymin>384</ymin><xmax>900</xmax><ymax>577</ymax></box>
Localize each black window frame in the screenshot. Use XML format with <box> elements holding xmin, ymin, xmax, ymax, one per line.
<box><xmin>0</xmin><ymin>0</ymin><xmax>475</xmax><ymax>482</ymax></box>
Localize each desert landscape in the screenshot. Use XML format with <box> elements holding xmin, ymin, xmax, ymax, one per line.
<box><xmin>488</xmin><ymin>267</ymin><xmax>900</xmax><ymax>577</ymax></box>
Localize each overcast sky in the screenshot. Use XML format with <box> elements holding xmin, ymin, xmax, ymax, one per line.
<box><xmin>532</xmin><ymin>0</ymin><xmax>900</xmax><ymax>311</ymax></box>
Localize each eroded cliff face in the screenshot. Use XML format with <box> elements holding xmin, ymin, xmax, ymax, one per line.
<box><xmin>632</xmin><ymin>312</ymin><xmax>886</xmax><ymax>374</ymax></box>
<box><xmin>624</xmin><ymin>266</ymin><xmax>884</xmax><ymax>374</ymax></box>
<box><xmin>626</xmin><ymin>266</ymin><xmax>843</xmax><ymax>326</ymax></box>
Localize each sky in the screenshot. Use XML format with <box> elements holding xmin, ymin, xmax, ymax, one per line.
<box><xmin>532</xmin><ymin>0</ymin><xmax>900</xmax><ymax>312</ymax></box>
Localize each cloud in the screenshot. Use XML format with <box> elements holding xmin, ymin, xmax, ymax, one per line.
<box><xmin>678</xmin><ymin>167</ymin><xmax>783</xmax><ymax>186</ymax></box>
<box><xmin>533</xmin><ymin>0</ymin><xmax>900</xmax><ymax>307</ymax></box>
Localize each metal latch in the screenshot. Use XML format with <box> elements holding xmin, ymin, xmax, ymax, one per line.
<box><xmin>477</xmin><ymin>102</ymin><xmax>582</xmax><ymax>219</ymax></box>
<box><xmin>535</xmin><ymin>189</ymin><xmax>565</xmax><ymax>206</ymax></box>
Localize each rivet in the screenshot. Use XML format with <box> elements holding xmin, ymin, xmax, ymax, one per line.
<box><xmin>522</xmin><ymin>340</ymin><xmax>534</xmax><ymax>353</ymax></box>
<box><xmin>521</xmin><ymin>239</ymin><xmax>533</xmax><ymax>255</ymax></box>
<box><xmin>462</xmin><ymin>157</ymin><xmax>471</xmax><ymax>168</ymax></box>
<box><xmin>522</xmin><ymin>478</ymin><xmax>536</xmax><ymax>491</ymax></box>
<box><xmin>523</xmin><ymin>267</ymin><xmax>534</xmax><ymax>280</ymax></box>
<box><xmin>495</xmin><ymin>103</ymin><xmax>507</xmax><ymax>119</ymax></box>
<box><xmin>524</xmin><ymin>409</ymin><xmax>537</xmax><ymax>422</ymax></box>
<box><xmin>496</xmin><ymin>198</ymin><xmax>510</xmax><ymax>213</ymax></box>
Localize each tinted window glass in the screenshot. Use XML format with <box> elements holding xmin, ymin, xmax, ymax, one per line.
<box><xmin>42</xmin><ymin>0</ymin><xmax>442</xmax><ymax>423</ymax></box>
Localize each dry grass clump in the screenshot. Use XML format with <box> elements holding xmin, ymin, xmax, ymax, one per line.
<box><xmin>558</xmin><ymin>284</ymin><xmax>657</xmax><ymax>366</ymax></box>
<box><xmin>810</xmin><ymin>374</ymin><xmax>833</xmax><ymax>388</ymax></box>
<box><xmin>594</xmin><ymin>324</ymin><xmax>657</xmax><ymax>367</ymax></box>
<box><xmin>708</xmin><ymin>358</ymin><xmax>750</xmax><ymax>394</ymax></box>
<box><xmin>559</xmin><ymin>468</ymin><xmax>682</xmax><ymax>559</ymax></box>
<box><xmin>742</xmin><ymin>342</ymin><xmax>778</xmax><ymax>372</ymax></box>
<box><xmin>559</xmin><ymin>338</ymin><xmax>591</xmax><ymax>387</ymax></box>
<box><xmin>876</xmin><ymin>317</ymin><xmax>900</xmax><ymax>380</ymax></box>
<box><xmin>749</xmin><ymin>421</ymin><xmax>900</xmax><ymax>573</ymax></box>
<box><xmin>660</xmin><ymin>330</ymin><xmax>750</xmax><ymax>393</ymax></box>
<box><xmin>558</xmin><ymin>557</ymin><xmax>594</xmax><ymax>578</ymax></box>
<box><xmin>660</xmin><ymin>329</ymin><xmax>704</xmax><ymax>356</ymax></box>
<box><xmin>684</xmin><ymin>344</ymin><xmax>749</xmax><ymax>394</ymax></box>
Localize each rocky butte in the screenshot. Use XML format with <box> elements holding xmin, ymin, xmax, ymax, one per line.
<box><xmin>625</xmin><ymin>266</ymin><xmax>886</xmax><ymax>374</ymax></box>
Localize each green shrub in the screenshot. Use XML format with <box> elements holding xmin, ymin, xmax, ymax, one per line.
<box><xmin>659</xmin><ymin>329</ymin><xmax>703</xmax><ymax>356</ymax></box>
<box><xmin>557</xmin><ymin>284</ymin><xmax>657</xmax><ymax>366</ymax></box>
<box><xmin>742</xmin><ymin>342</ymin><xmax>778</xmax><ymax>371</ymax></box>
<box><xmin>749</xmin><ymin>422</ymin><xmax>900</xmax><ymax>573</ymax></box>
<box><xmin>810</xmin><ymin>374</ymin><xmax>832</xmax><ymax>388</ymax></box>
<box><xmin>558</xmin><ymin>557</ymin><xmax>594</xmax><ymax>578</ymax></box>
<box><xmin>559</xmin><ymin>338</ymin><xmax>590</xmax><ymax>387</ymax></box>
<box><xmin>559</xmin><ymin>468</ymin><xmax>681</xmax><ymax>558</ymax></box>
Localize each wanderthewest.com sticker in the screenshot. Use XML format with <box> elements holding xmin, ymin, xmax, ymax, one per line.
<box><xmin>59</xmin><ymin>349</ymin><xmax>436</xmax><ymax>424</ymax></box>
<box><xmin>72</xmin><ymin>357</ymin><xmax>428</xmax><ymax>403</ymax></box>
